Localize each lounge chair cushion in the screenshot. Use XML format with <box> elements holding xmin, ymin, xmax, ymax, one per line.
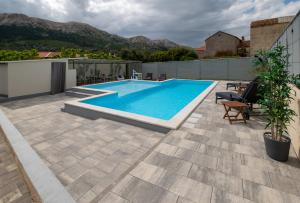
<box><xmin>216</xmin><ymin>92</ymin><xmax>242</xmax><ymax>102</ymax></box>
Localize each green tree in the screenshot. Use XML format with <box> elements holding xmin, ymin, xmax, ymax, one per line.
<box><xmin>60</xmin><ymin>48</ymin><xmax>82</xmax><ymax>58</ymax></box>
<box><xmin>120</xmin><ymin>47</ymin><xmax>198</xmax><ymax>62</ymax></box>
<box><xmin>87</xmin><ymin>51</ymin><xmax>120</xmax><ymax>60</ymax></box>
<box><xmin>0</xmin><ymin>49</ymin><xmax>38</xmax><ymax>61</ymax></box>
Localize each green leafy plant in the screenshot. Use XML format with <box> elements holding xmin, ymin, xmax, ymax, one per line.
<box><xmin>292</xmin><ymin>74</ymin><xmax>300</xmax><ymax>89</ymax></box>
<box><xmin>254</xmin><ymin>45</ymin><xmax>296</xmax><ymax>141</ymax></box>
<box><xmin>120</xmin><ymin>47</ymin><xmax>198</xmax><ymax>62</ymax></box>
<box><xmin>0</xmin><ymin>49</ymin><xmax>38</xmax><ymax>61</ymax></box>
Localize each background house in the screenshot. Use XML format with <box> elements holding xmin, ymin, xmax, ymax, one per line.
<box><xmin>38</xmin><ymin>51</ymin><xmax>60</xmax><ymax>58</ymax></box>
<box><xmin>195</xmin><ymin>46</ymin><xmax>206</xmax><ymax>58</ymax></box>
<box><xmin>250</xmin><ymin>16</ymin><xmax>294</xmax><ymax>55</ymax></box>
<box><xmin>195</xmin><ymin>31</ymin><xmax>250</xmax><ymax>58</ymax></box>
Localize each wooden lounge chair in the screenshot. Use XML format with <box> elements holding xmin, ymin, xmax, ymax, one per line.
<box><xmin>226</xmin><ymin>82</ymin><xmax>246</xmax><ymax>90</ymax></box>
<box><xmin>215</xmin><ymin>79</ymin><xmax>260</xmax><ymax>110</ymax></box>
<box><xmin>226</xmin><ymin>77</ymin><xmax>258</xmax><ymax>90</ymax></box>
<box><xmin>158</xmin><ymin>73</ymin><xmax>167</xmax><ymax>81</ymax></box>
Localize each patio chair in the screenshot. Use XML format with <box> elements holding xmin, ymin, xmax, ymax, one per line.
<box><xmin>215</xmin><ymin>79</ymin><xmax>260</xmax><ymax>109</ymax></box>
<box><xmin>226</xmin><ymin>77</ymin><xmax>258</xmax><ymax>90</ymax></box>
<box><xmin>117</xmin><ymin>75</ymin><xmax>125</xmax><ymax>81</ymax></box>
<box><xmin>158</xmin><ymin>73</ymin><xmax>167</xmax><ymax>81</ymax></box>
<box><xmin>226</xmin><ymin>82</ymin><xmax>244</xmax><ymax>90</ymax></box>
<box><xmin>145</xmin><ymin>73</ymin><xmax>153</xmax><ymax>80</ymax></box>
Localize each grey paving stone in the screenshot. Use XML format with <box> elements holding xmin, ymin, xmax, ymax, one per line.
<box><xmin>268</xmin><ymin>172</ymin><xmax>300</xmax><ymax>196</ymax></box>
<box><xmin>0</xmin><ymin>131</ymin><xmax>33</xmax><ymax>203</ymax></box>
<box><xmin>185</xmin><ymin>133</ymin><xmax>210</xmax><ymax>144</ymax></box>
<box><xmin>67</xmin><ymin>180</ymin><xmax>93</xmax><ymax>200</ymax></box>
<box><xmin>211</xmin><ymin>188</ymin><xmax>255</xmax><ymax>203</ymax></box>
<box><xmin>229</xmin><ymin>143</ymin><xmax>264</xmax><ymax>157</ymax></box>
<box><xmin>241</xmin><ymin>155</ymin><xmax>277</xmax><ymax>172</ymax></box>
<box><xmin>63</xmin><ymin>163</ymin><xmax>89</xmax><ymax>180</ymax></box>
<box><xmin>107</xmin><ymin>162</ymin><xmax>131</xmax><ymax>181</ymax></box>
<box><xmin>237</xmin><ymin>166</ymin><xmax>271</xmax><ymax>187</ymax></box>
<box><xmin>144</xmin><ymin>152</ymin><xmax>192</xmax><ymax>176</ymax></box>
<box><xmin>77</xmin><ymin>169</ymin><xmax>107</xmax><ymax>188</ymax></box>
<box><xmin>78</xmin><ymin>190</ymin><xmax>97</xmax><ymax>203</ymax></box>
<box><xmin>58</xmin><ymin>171</ymin><xmax>75</xmax><ymax>186</ymax></box>
<box><xmin>91</xmin><ymin>176</ymin><xmax>114</xmax><ymax>194</ymax></box>
<box><xmin>188</xmin><ymin>164</ymin><xmax>243</xmax><ymax>196</ymax></box>
<box><xmin>154</xmin><ymin>143</ymin><xmax>178</xmax><ymax>156</ymax></box>
<box><xmin>95</xmin><ymin>158</ymin><xmax>119</xmax><ymax>173</ymax></box>
<box><xmin>99</xmin><ymin>192</ymin><xmax>129</xmax><ymax>203</ymax></box>
<box><xmin>168</xmin><ymin>175</ymin><xmax>212</xmax><ymax>203</ymax></box>
<box><xmin>239</xmin><ymin>139</ymin><xmax>265</xmax><ymax>150</ymax></box>
<box><xmin>176</xmin><ymin>197</ymin><xmax>196</xmax><ymax>203</ymax></box>
<box><xmin>130</xmin><ymin>162</ymin><xmax>170</xmax><ymax>188</ymax></box>
<box><xmin>243</xmin><ymin>180</ymin><xmax>300</xmax><ymax>203</ymax></box>
<box><xmin>174</xmin><ymin>148</ymin><xmax>218</xmax><ymax>169</ymax></box>
<box><xmin>79</xmin><ymin>157</ymin><xmax>101</xmax><ymax>168</ymax></box>
<box><xmin>112</xmin><ymin>175</ymin><xmax>178</xmax><ymax>203</ymax></box>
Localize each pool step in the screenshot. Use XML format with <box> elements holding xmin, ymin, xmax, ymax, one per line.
<box><xmin>69</xmin><ymin>88</ymin><xmax>102</xmax><ymax>95</ymax></box>
<box><xmin>65</xmin><ymin>90</ymin><xmax>94</xmax><ymax>98</ymax></box>
<box><xmin>65</xmin><ymin>87</ymin><xmax>104</xmax><ymax>98</ymax></box>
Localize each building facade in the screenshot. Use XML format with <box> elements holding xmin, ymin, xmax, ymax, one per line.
<box><xmin>250</xmin><ymin>16</ymin><xmax>294</xmax><ymax>55</ymax></box>
<box><xmin>195</xmin><ymin>46</ymin><xmax>206</xmax><ymax>58</ymax></box>
<box><xmin>195</xmin><ymin>31</ymin><xmax>249</xmax><ymax>58</ymax></box>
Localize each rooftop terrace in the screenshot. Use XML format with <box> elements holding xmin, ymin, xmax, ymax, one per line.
<box><xmin>1</xmin><ymin>81</ymin><xmax>300</xmax><ymax>203</ymax></box>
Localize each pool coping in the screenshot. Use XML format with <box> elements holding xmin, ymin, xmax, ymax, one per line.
<box><xmin>64</xmin><ymin>79</ymin><xmax>218</xmax><ymax>132</ymax></box>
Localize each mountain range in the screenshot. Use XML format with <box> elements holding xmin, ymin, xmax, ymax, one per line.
<box><xmin>0</xmin><ymin>13</ymin><xmax>180</xmax><ymax>51</ymax></box>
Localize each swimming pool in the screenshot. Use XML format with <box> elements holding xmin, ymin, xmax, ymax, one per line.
<box><xmin>82</xmin><ymin>80</ymin><xmax>213</xmax><ymax>120</ymax></box>
<box><xmin>64</xmin><ymin>79</ymin><xmax>217</xmax><ymax>132</ymax></box>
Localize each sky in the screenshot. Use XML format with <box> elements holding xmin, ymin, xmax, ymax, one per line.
<box><xmin>1</xmin><ymin>0</ymin><xmax>300</xmax><ymax>47</ymax></box>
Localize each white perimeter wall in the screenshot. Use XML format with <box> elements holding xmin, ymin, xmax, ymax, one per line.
<box><xmin>273</xmin><ymin>11</ymin><xmax>300</xmax><ymax>75</ymax></box>
<box><xmin>66</xmin><ymin>68</ymin><xmax>76</xmax><ymax>90</ymax></box>
<box><xmin>273</xmin><ymin>12</ymin><xmax>300</xmax><ymax>158</ymax></box>
<box><xmin>7</xmin><ymin>60</ymin><xmax>52</xmax><ymax>97</ymax></box>
<box><xmin>0</xmin><ymin>64</ymin><xmax>8</xmax><ymax>96</ymax></box>
<box><xmin>6</xmin><ymin>59</ymin><xmax>76</xmax><ymax>98</ymax></box>
<box><xmin>142</xmin><ymin>57</ymin><xmax>255</xmax><ymax>81</ymax></box>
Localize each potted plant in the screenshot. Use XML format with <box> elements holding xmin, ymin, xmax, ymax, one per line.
<box><xmin>254</xmin><ymin>45</ymin><xmax>296</xmax><ymax>162</ymax></box>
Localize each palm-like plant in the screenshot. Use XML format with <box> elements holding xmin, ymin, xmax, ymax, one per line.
<box><xmin>254</xmin><ymin>45</ymin><xmax>295</xmax><ymax>141</ymax></box>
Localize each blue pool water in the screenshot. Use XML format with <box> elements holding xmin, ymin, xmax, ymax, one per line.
<box><xmin>85</xmin><ymin>80</ymin><xmax>160</xmax><ymax>96</ymax></box>
<box><xmin>82</xmin><ymin>80</ymin><xmax>213</xmax><ymax>120</ymax></box>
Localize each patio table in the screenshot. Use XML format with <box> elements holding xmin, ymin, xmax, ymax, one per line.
<box><xmin>222</xmin><ymin>101</ymin><xmax>248</xmax><ymax>124</ymax></box>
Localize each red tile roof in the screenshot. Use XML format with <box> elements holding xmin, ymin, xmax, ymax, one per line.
<box><xmin>195</xmin><ymin>46</ymin><xmax>206</xmax><ymax>53</ymax></box>
<box><xmin>38</xmin><ymin>52</ymin><xmax>60</xmax><ymax>58</ymax></box>
<box><xmin>195</xmin><ymin>47</ymin><xmax>206</xmax><ymax>51</ymax></box>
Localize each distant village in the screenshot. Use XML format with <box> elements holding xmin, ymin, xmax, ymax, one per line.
<box><xmin>195</xmin><ymin>15</ymin><xmax>294</xmax><ymax>58</ymax></box>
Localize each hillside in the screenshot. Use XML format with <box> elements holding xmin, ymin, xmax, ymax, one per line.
<box><xmin>0</xmin><ymin>13</ymin><xmax>180</xmax><ymax>51</ymax></box>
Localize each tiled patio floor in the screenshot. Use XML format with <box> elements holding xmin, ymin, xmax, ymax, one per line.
<box><xmin>0</xmin><ymin>129</ymin><xmax>33</xmax><ymax>203</ymax></box>
<box><xmin>1</xmin><ymin>81</ymin><xmax>300</xmax><ymax>203</ymax></box>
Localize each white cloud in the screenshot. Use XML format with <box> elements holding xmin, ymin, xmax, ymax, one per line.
<box><xmin>40</xmin><ymin>0</ymin><xmax>68</xmax><ymax>17</ymax></box>
<box><xmin>0</xmin><ymin>0</ymin><xmax>299</xmax><ymax>46</ymax></box>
